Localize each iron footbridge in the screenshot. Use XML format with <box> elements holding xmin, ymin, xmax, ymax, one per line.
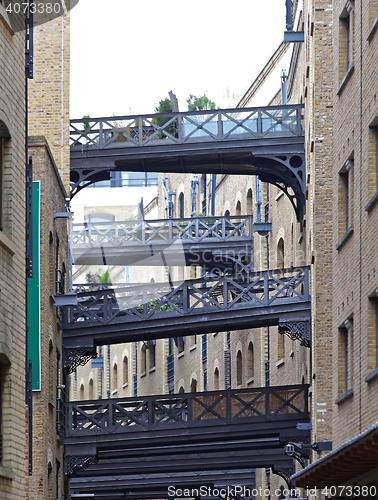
<box><xmin>62</xmin><ymin>267</ymin><xmax>311</xmax><ymax>372</ymax></box>
<box><xmin>71</xmin><ymin>215</ymin><xmax>253</xmax><ymax>271</ymax></box>
<box><xmin>70</xmin><ymin>104</ymin><xmax>305</xmax><ymax>219</ymax></box>
<box><xmin>66</xmin><ymin>385</ymin><xmax>310</xmax><ymax>497</ymax></box>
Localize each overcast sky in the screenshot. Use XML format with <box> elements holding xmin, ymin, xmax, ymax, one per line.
<box><xmin>70</xmin><ymin>0</ymin><xmax>287</xmax><ymax>119</ymax></box>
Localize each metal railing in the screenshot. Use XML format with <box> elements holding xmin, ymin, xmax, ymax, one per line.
<box><xmin>63</xmin><ymin>267</ymin><xmax>310</xmax><ymax>330</ymax></box>
<box><xmin>70</xmin><ymin>105</ymin><xmax>304</xmax><ymax>150</ymax></box>
<box><xmin>71</xmin><ymin>215</ymin><xmax>253</xmax><ymax>249</ymax></box>
<box><xmin>66</xmin><ymin>384</ymin><xmax>309</xmax><ymax>436</ymax></box>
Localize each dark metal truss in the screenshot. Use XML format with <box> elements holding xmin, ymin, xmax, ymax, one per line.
<box><xmin>71</xmin><ymin>214</ymin><xmax>253</xmax><ymax>271</ymax></box>
<box><xmin>70</xmin><ymin>105</ymin><xmax>305</xmax><ymax>220</ymax></box>
<box><xmin>62</xmin><ymin>267</ymin><xmax>311</xmax><ymax>370</ymax></box>
<box><xmin>65</xmin><ymin>385</ymin><xmax>310</xmax><ymax>480</ymax></box>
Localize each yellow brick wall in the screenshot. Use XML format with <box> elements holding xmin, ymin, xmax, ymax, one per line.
<box><xmin>0</xmin><ymin>11</ymin><xmax>27</xmax><ymax>500</ymax></box>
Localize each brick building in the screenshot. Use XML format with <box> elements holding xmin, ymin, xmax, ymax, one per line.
<box><xmin>26</xmin><ymin>11</ymin><xmax>71</xmax><ymax>500</ymax></box>
<box><xmin>0</xmin><ymin>5</ymin><xmax>28</xmax><ymax>500</ymax></box>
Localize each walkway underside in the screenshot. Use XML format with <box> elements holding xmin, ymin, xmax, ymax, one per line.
<box><xmin>70</xmin><ymin>469</ymin><xmax>258</xmax><ymax>499</ymax></box>
<box><xmin>71</xmin><ymin>215</ymin><xmax>253</xmax><ymax>271</ymax></box>
<box><xmin>66</xmin><ymin>386</ymin><xmax>310</xmax><ymax>490</ymax></box>
<box><xmin>62</xmin><ymin>268</ymin><xmax>311</xmax><ymax>371</ymax></box>
<box><xmin>70</xmin><ymin>105</ymin><xmax>305</xmax><ymax>219</ymax></box>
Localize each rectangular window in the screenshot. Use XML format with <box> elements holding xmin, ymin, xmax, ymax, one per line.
<box><xmin>367</xmin><ymin>298</ymin><xmax>378</xmax><ymax>372</ymax></box>
<box><xmin>369</xmin><ymin>0</ymin><xmax>378</xmax><ymax>29</ymax></box>
<box><xmin>0</xmin><ymin>139</ymin><xmax>3</xmax><ymax>231</ymax></box>
<box><xmin>367</xmin><ymin>126</ymin><xmax>378</xmax><ymax>202</ymax></box>
<box><xmin>339</xmin><ymin>4</ymin><xmax>354</xmax><ymax>84</ymax></box>
<box><xmin>338</xmin><ymin>320</ymin><xmax>353</xmax><ymax>394</ymax></box>
<box><xmin>338</xmin><ymin>161</ymin><xmax>353</xmax><ymax>240</ymax></box>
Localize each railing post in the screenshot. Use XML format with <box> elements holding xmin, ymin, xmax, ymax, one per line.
<box><xmin>168</xmin><ymin>219</ymin><xmax>173</xmax><ymax>244</ymax></box>
<box><xmin>148</xmin><ymin>398</ymin><xmax>154</xmax><ymax>430</ymax></box>
<box><xmin>257</xmin><ymin>109</ymin><xmax>262</xmax><ymax>136</ymax></box>
<box><xmin>99</xmin><ymin>120</ymin><xmax>103</xmax><ymax>148</ymax></box>
<box><xmin>223</xmin><ymin>277</ymin><xmax>228</xmax><ymax>309</ymax></box>
<box><xmin>139</xmin><ymin>116</ymin><xmax>143</xmax><ymax>146</ymax></box>
<box><xmin>264</xmin><ymin>270</ymin><xmax>269</xmax><ymax>305</ymax></box>
<box><xmin>177</xmin><ymin>113</ymin><xmax>183</xmax><ymax>143</ymax></box>
<box><xmin>187</xmin><ymin>394</ymin><xmax>191</xmax><ymax>424</ymax></box>
<box><xmin>114</xmin><ymin>222</ymin><xmax>118</xmax><ymax>245</ymax></box>
<box><xmin>265</xmin><ymin>387</ymin><xmax>270</xmax><ymax>417</ymax></box>
<box><xmin>183</xmin><ymin>281</ymin><xmax>188</xmax><ymax>314</ymax></box>
<box><xmin>218</xmin><ymin>110</ymin><xmax>222</xmax><ymax>140</ymax></box>
<box><xmin>108</xmin><ymin>400</ymin><xmax>114</xmax><ymax>429</ymax></box>
<box><xmin>226</xmin><ymin>389</ymin><xmax>231</xmax><ymax>424</ymax></box>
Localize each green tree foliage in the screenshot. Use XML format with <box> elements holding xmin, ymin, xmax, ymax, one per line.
<box><xmin>153</xmin><ymin>98</ymin><xmax>177</xmax><ymax>138</ymax></box>
<box><xmin>85</xmin><ymin>268</ymin><xmax>112</xmax><ymax>285</ymax></box>
<box><xmin>186</xmin><ymin>93</ymin><xmax>218</xmax><ymax>111</ymax></box>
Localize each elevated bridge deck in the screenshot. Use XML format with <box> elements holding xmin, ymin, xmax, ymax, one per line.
<box><xmin>62</xmin><ymin>267</ymin><xmax>311</xmax><ymax>371</ymax></box>
<box><xmin>65</xmin><ymin>385</ymin><xmax>310</xmax><ymax>490</ymax></box>
<box><xmin>71</xmin><ymin>215</ymin><xmax>253</xmax><ymax>271</ymax></box>
<box><xmin>70</xmin><ymin>105</ymin><xmax>305</xmax><ymax>219</ymax></box>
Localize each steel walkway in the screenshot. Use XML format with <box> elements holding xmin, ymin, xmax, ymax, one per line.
<box><xmin>70</xmin><ymin>105</ymin><xmax>305</xmax><ymax>219</ymax></box>
<box><xmin>66</xmin><ymin>385</ymin><xmax>310</xmax><ymax>495</ymax></box>
<box><xmin>71</xmin><ymin>215</ymin><xmax>253</xmax><ymax>271</ymax></box>
<box><xmin>62</xmin><ymin>267</ymin><xmax>311</xmax><ymax>371</ymax></box>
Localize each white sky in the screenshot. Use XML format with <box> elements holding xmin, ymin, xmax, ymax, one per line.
<box><xmin>70</xmin><ymin>0</ymin><xmax>287</xmax><ymax>119</ymax></box>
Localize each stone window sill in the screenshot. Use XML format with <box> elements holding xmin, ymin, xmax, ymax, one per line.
<box><xmin>148</xmin><ymin>367</ymin><xmax>156</xmax><ymax>374</ymax></box>
<box><xmin>122</xmin><ymin>382</ymin><xmax>128</xmax><ymax>389</ymax></box>
<box><xmin>336</xmin><ymin>226</ymin><xmax>354</xmax><ymax>251</ymax></box>
<box><xmin>0</xmin><ymin>5</ymin><xmax>14</xmax><ymax>34</ymax></box>
<box><xmin>335</xmin><ymin>387</ymin><xmax>354</xmax><ymax>405</ymax></box>
<box><xmin>0</xmin><ymin>232</ymin><xmax>17</xmax><ymax>255</ymax></box>
<box><xmin>336</xmin><ymin>64</ymin><xmax>355</xmax><ymax>96</ymax></box>
<box><xmin>140</xmin><ymin>371</ymin><xmax>146</xmax><ymax>378</ymax></box>
<box><xmin>365</xmin><ymin>367</ymin><xmax>378</xmax><ymax>383</ymax></box>
<box><xmin>0</xmin><ymin>465</ymin><xmax>15</xmax><ymax>480</ymax></box>
<box><xmin>246</xmin><ymin>377</ymin><xmax>254</xmax><ymax>385</ymax></box>
<box><xmin>177</xmin><ymin>352</ymin><xmax>184</xmax><ymax>359</ymax></box>
<box><xmin>367</xmin><ymin>17</ymin><xmax>378</xmax><ymax>42</ymax></box>
<box><xmin>189</xmin><ymin>345</ymin><xmax>197</xmax><ymax>352</ymax></box>
<box><xmin>276</xmin><ymin>358</ymin><xmax>285</xmax><ymax>368</ymax></box>
<box><xmin>275</xmin><ymin>190</ymin><xmax>284</xmax><ymax>201</ymax></box>
<box><xmin>111</xmin><ymin>389</ymin><xmax>118</xmax><ymax>395</ymax></box>
<box><xmin>365</xmin><ymin>191</ymin><xmax>378</xmax><ymax>213</ymax></box>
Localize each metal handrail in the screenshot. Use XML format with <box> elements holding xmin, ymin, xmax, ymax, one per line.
<box><xmin>70</xmin><ymin>105</ymin><xmax>304</xmax><ymax>149</ymax></box>
<box><xmin>66</xmin><ymin>384</ymin><xmax>309</xmax><ymax>436</ymax></box>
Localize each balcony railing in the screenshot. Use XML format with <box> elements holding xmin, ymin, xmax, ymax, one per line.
<box><xmin>70</xmin><ymin>105</ymin><xmax>303</xmax><ymax>150</ymax></box>
<box><xmin>71</xmin><ymin>215</ymin><xmax>253</xmax><ymax>249</ymax></box>
<box><xmin>66</xmin><ymin>384</ymin><xmax>309</xmax><ymax>437</ymax></box>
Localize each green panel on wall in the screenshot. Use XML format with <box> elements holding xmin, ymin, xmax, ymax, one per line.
<box><xmin>27</xmin><ymin>181</ymin><xmax>41</xmax><ymax>391</ymax></box>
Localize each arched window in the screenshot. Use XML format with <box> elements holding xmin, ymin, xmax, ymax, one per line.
<box><xmin>179</xmin><ymin>192</ymin><xmax>185</xmax><ymax>218</ymax></box>
<box><xmin>277</xmin><ymin>238</ymin><xmax>285</xmax><ymax>269</ymax></box>
<box><xmin>248</xmin><ymin>342</ymin><xmax>254</xmax><ymax>378</ymax></box>
<box><xmin>177</xmin><ymin>337</ymin><xmax>185</xmax><ymax>354</ymax></box>
<box><xmin>141</xmin><ymin>344</ymin><xmax>147</xmax><ymax>373</ymax></box>
<box><xmin>214</xmin><ymin>368</ymin><xmax>219</xmax><ymax>391</ymax></box>
<box><xmin>149</xmin><ymin>340</ymin><xmax>156</xmax><ymax>369</ymax></box>
<box><xmin>123</xmin><ymin>356</ymin><xmax>128</xmax><ymax>385</ymax></box>
<box><xmin>112</xmin><ymin>363</ymin><xmax>118</xmax><ymax>392</ymax></box>
<box><xmin>224</xmin><ymin>209</ymin><xmax>230</xmax><ymax>217</ymax></box>
<box><xmin>80</xmin><ymin>383</ymin><xmax>85</xmax><ymax>400</ymax></box>
<box><xmin>247</xmin><ymin>189</ymin><xmax>253</xmax><ymax>215</ymax></box>
<box><xmin>89</xmin><ymin>378</ymin><xmax>94</xmax><ymax>400</ymax></box>
<box><xmin>179</xmin><ymin>386</ymin><xmax>185</xmax><ymax>394</ymax></box>
<box><xmin>236</xmin><ymin>200</ymin><xmax>241</xmax><ymax>217</ymax></box>
<box><xmin>236</xmin><ymin>351</ymin><xmax>242</xmax><ymax>386</ymax></box>
<box><xmin>190</xmin><ymin>379</ymin><xmax>197</xmax><ymax>392</ymax></box>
